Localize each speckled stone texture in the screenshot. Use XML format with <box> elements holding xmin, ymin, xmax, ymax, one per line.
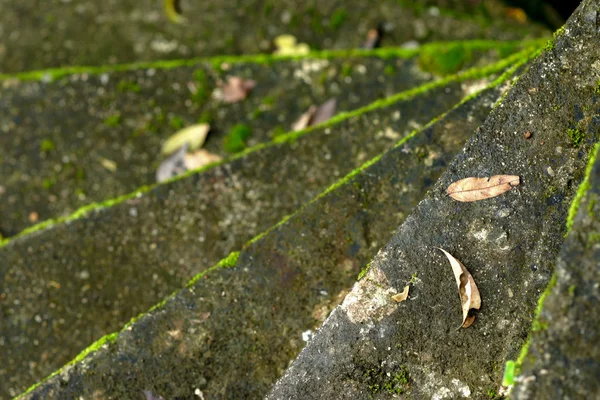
<box><xmin>267</xmin><ymin>2</ymin><xmax>600</xmax><ymax>399</ymax></box>
<box><xmin>0</xmin><ymin>0</ymin><xmax>548</xmax><ymax>73</ymax></box>
<box><xmin>15</xmin><ymin>68</ymin><xmax>511</xmax><ymax>400</ymax></box>
<box><xmin>512</xmin><ymin>151</ymin><xmax>600</xmax><ymax>397</ymax></box>
<box><xmin>0</xmin><ymin>67</ymin><xmax>507</xmax><ymax>398</ymax></box>
<box><xmin>0</xmin><ymin>54</ymin><xmax>434</xmax><ymax>237</ymax></box>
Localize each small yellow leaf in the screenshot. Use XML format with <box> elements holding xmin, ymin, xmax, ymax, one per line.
<box><xmin>184</xmin><ymin>149</ymin><xmax>223</xmax><ymax>170</ymax></box>
<box><xmin>447</xmin><ymin>175</ymin><xmax>520</xmax><ymax>202</ymax></box>
<box><xmin>163</xmin><ymin>0</ymin><xmax>186</xmax><ymax>24</ymax></box>
<box><xmin>436</xmin><ymin>248</ymin><xmax>481</xmax><ymax>328</ymax></box>
<box><xmin>274</xmin><ymin>34</ymin><xmax>310</xmax><ymax>56</ymax></box>
<box><xmin>161</xmin><ymin>124</ymin><xmax>210</xmax><ymax>155</ymax></box>
<box><xmin>99</xmin><ymin>157</ymin><xmax>117</xmax><ymax>172</ymax></box>
<box><xmin>392</xmin><ymin>285</ymin><xmax>410</xmax><ymax>303</ymax></box>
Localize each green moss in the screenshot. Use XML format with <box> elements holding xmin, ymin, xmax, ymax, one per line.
<box><xmin>103</xmin><ymin>113</ymin><xmax>121</xmax><ymax>127</ymax></box>
<box><xmin>384</xmin><ymin>65</ymin><xmax>395</xmax><ymax>76</ymax></box>
<box><xmin>567</xmin><ymin>128</ymin><xmax>585</xmax><ymax>147</ymax></box>
<box><xmin>364</xmin><ymin>366</ymin><xmax>410</xmax><ymax>395</ymax></box>
<box><xmin>192</xmin><ymin>69</ymin><xmax>209</xmax><ymax>104</ymax></box>
<box><xmin>0</xmin><ymin>39</ymin><xmax>544</xmax><ymax>83</ymax></box>
<box><xmin>169</xmin><ymin>115</ymin><xmax>184</xmax><ymax>129</ymax></box>
<box><xmin>566</xmin><ymin>142</ymin><xmax>600</xmax><ymax>232</ymax></box>
<box><xmin>330</xmin><ymin>8</ymin><xmax>347</xmax><ymax>30</ymax></box>
<box><xmin>40</xmin><ymin>139</ymin><xmax>55</xmax><ymax>154</ymax></box>
<box><xmin>502</xmin><ymin>360</ymin><xmax>515</xmax><ymax>386</ymax></box>
<box><xmin>594</xmin><ymin>79</ymin><xmax>600</xmax><ymax>95</ymax></box>
<box><xmin>487</xmin><ymin>388</ymin><xmax>500</xmax><ymax>399</ymax></box>
<box><xmin>568</xmin><ymin>284</ymin><xmax>576</xmax><ymax>296</ymax></box>
<box><xmin>270</xmin><ymin>125</ymin><xmax>287</xmax><ymax>138</ymax></box>
<box><xmin>341</xmin><ymin>63</ymin><xmax>353</xmax><ymax>77</ymax></box>
<box><xmin>418</xmin><ymin>43</ymin><xmax>474</xmax><ymax>75</ymax></box>
<box><xmin>223</xmin><ymin>124</ymin><xmax>252</xmax><ymax>153</ymax></box>
<box><xmin>357</xmin><ymin>261</ymin><xmax>372</xmax><ymax>280</ymax></box>
<box><xmin>117</xmin><ymin>79</ymin><xmax>141</xmax><ymax>93</ymax></box>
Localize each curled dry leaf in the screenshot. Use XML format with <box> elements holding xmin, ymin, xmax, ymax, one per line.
<box><xmin>99</xmin><ymin>157</ymin><xmax>117</xmax><ymax>172</ymax></box>
<box><xmin>436</xmin><ymin>247</ymin><xmax>481</xmax><ymax>328</ymax></box>
<box><xmin>291</xmin><ymin>98</ymin><xmax>337</xmax><ymax>131</ymax></box>
<box><xmin>391</xmin><ymin>285</ymin><xmax>410</xmax><ymax>303</ymax></box>
<box><xmin>184</xmin><ymin>149</ymin><xmax>223</xmax><ymax>170</ymax></box>
<box><xmin>156</xmin><ymin>144</ymin><xmax>188</xmax><ymax>182</ymax></box>
<box><xmin>447</xmin><ymin>175</ymin><xmax>520</xmax><ymax>202</ymax></box>
<box><xmin>219</xmin><ymin>76</ymin><xmax>256</xmax><ymax>103</ymax></box>
<box><xmin>161</xmin><ymin>123</ymin><xmax>210</xmax><ymax>155</ymax></box>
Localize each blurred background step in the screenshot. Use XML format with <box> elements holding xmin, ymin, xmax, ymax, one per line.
<box><xmin>0</xmin><ymin>0</ymin><xmax>550</xmax><ymax>73</ymax></box>
<box><xmin>15</xmin><ymin>58</ymin><xmax>520</xmax><ymax>400</ymax></box>
<box><xmin>0</xmin><ymin>50</ymin><xmax>532</xmax><ymax>399</ymax></box>
<box><xmin>0</xmin><ymin>41</ymin><xmax>529</xmax><ymax>238</ymax></box>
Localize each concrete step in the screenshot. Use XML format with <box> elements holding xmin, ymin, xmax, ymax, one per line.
<box><xmin>0</xmin><ymin>41</ymin><xmax>526</xmax><ymax>237</ymax></box>
<box><xmin>266</xmin><ymin>2</ymin><xmax>600</xmax><ymax>398</ymax></box>
<box><xmin>511</xmin><ymin>145</ymin><xmax>600</xmax><ymax>397</ymax></box>
<box><xmin>12</xmin><ymin>53</ymin><xmax>525</xmax><ymax>400</ymax></box>
<box><xmin>0</xmin><ymin>50</ymin><xmax>532</xmax><ymax>399</ymax></box>
<box><xmin>0</xmin><ymin>0</ymin><xmax>549</xmax><ymax>73</ymax></box>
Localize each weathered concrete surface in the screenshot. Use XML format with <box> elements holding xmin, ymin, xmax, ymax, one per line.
<box><xmin>0</xmin><ymin>65</ymin><xmax>508</xmax><ymax>398</ymax></box>
<box><xmin>1</xmin><ymin>53</ymin><xmax>439</xmax><ymax>237</ymax></box>
<box><xmin>267</xmin><ymin>2</ymin><xmax>600</xmax><ymax>399</ymax></box>
<box><xmin>16</xmin><ymin>65</ymin><xmax>512</xmax><ymax>400</ymax></box>
<box><xmin>0</xmin><ymin>0</ymin><xmax>547</xmax><ymax>73</ymax></box>
<box><xmin>512</xmin><ymin>144</ymin><xmax>600</xmax><ymax>399</ymax></box>
<box><xmin>0</xmin><ymin>43</ymin><xmax>521</xmax><ymax>238</ymax></box>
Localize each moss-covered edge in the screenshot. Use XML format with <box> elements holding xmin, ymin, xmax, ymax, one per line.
<box><xmin>503</xmin><ymin>141</ymin><xmax>600</xmax><ymax>392</ymax></box>
<box><xmin>0</xmin><ymin>39</ymin><xmax>542</xmax><ymax>82</ymax></box>
<box><xmin>13</xmin><ymin>45</ymin><xmax>538</xmax><ymax>400</ymax></box>
<box><xmin>0</xmin><ymin>45</ymin><xmax>541</xmax><ymax>249</ymax></box>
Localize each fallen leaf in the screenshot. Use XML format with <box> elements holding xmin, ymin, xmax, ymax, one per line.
<box><xmin>156</xmin><ymin>144</ymin><xmax>188</xmax><ymax>182</ymax></box>
<box><xmin>310</xmin><ymin>98</ymin><xmax>337</xmax><ymax>126</ymax></box>
<box><xmin>291</xmin><ymin>106</ymin><xmax>317</xmax><ymax>131</ymax></box>
<box><xmin>219</xmin><ymin>77</ymin><xmax>256</xmax><ymax>103</ymax></box>
<box><xmin>506</xmin><ymin>7</ymin><xmax>527</xmax><ymax>23</ymax></box>
<box><xmin>362</xmin><ymin>27</ymin><xmax>382</xmax><ymax>49</ymax></box>
<box><xmin>291</xmin><ymin>99</ymin><xmax>337</xmax><ymax>131</ymax></box>
<box><xmin>99</xmin><ymin>157</ymin><xmax>117</xmax><ymax>172</ymax></box>
<box><xmin>163</xmin><ymin>0</ymin><xmax>186</xmax><ymax>24</ymax></box>
<box><xmin>274</xmin><ymin>34</ymin><xmax>310</xmax><ymax>56</ymax></box>
<box><xmin>446</xmin><ymin>175</ymin><xmax>520</xmax><ymax>202</ymax></box>
<box><xmin>184</xmin><ymin>149</ymin><xmax>223</xmax><ymax>170</ymax></box>
<box><xmin>391</xmin><ymin>285</ymin><xmax>410</xmax><ymax>303</ymax></box>
<box><xmin>436</xmin><ymin>248</ymin><xmax>481</xmax><ymax>328</ymax></box>
<box><xmin>161</xmin><ymin>123</ymin><xmax>210</xmax><ymax>155</ymax></box>
<box><xmin>29</xmin><ymin>211</ymin><xmax>39</xmax><ymax>223</ymax></box>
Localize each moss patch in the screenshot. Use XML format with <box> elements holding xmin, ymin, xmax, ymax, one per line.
<box><xmin>567</xmin><ymin>128</ymin><xmax>585</xmax><ymax>147</ymax></box>
<box><xmin>103</xmin><ymin>113</ymin><xmax>122</xmax><ymax>127</ymax></box>
<box><xmin>223</xmin><ymin>124</ymin><xmax>252</xmax><ymax>153</ymax></box>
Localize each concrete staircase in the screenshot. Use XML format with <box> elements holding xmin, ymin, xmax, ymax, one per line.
<box><xmin>1</xmin><ymin>1</ymin><xmax>598</xmax><ymax>399</ymax></box>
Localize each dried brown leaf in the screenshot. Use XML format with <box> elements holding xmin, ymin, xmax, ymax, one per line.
<box><xmin>310</xmin><ymin>98</ymin><xmax>337</xmax><ymax>126</ymax></box>
<box><xmin>184</xmin><ymin>149</ymin><xmax>223</xmax><ymax>170</ymax></box>
<box><xmin>436</xmin><ymin>248</ymin><xmax>481</xmax><ymax>328</ymax></box>
<box><xmin>362</xmin><ymin>28</ymin><xmax>381</xmax><ymax>49</ymax></box>
<box><xmin>291</xmin><ymin>98</ymin><xmax>337</xmax><ymax>131</ymax></box>
<box><xmin>446</xmin><ymin>175</ymin><xmax>520</xmax><ymax>202</ymax></box>
<box><xmin>220</xmin><ymin>76</ymin><xmax>256</xmax><ymax>103</ymax></box>
<box><xmin>391</xmin><ymin>285</ymin><xmax>410</xmax><ymax>303</ymax></box>
<box><xmin>291</xmin><ymin>106</ymin><xmax>317</xmax><ymax>131</ymax></box>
